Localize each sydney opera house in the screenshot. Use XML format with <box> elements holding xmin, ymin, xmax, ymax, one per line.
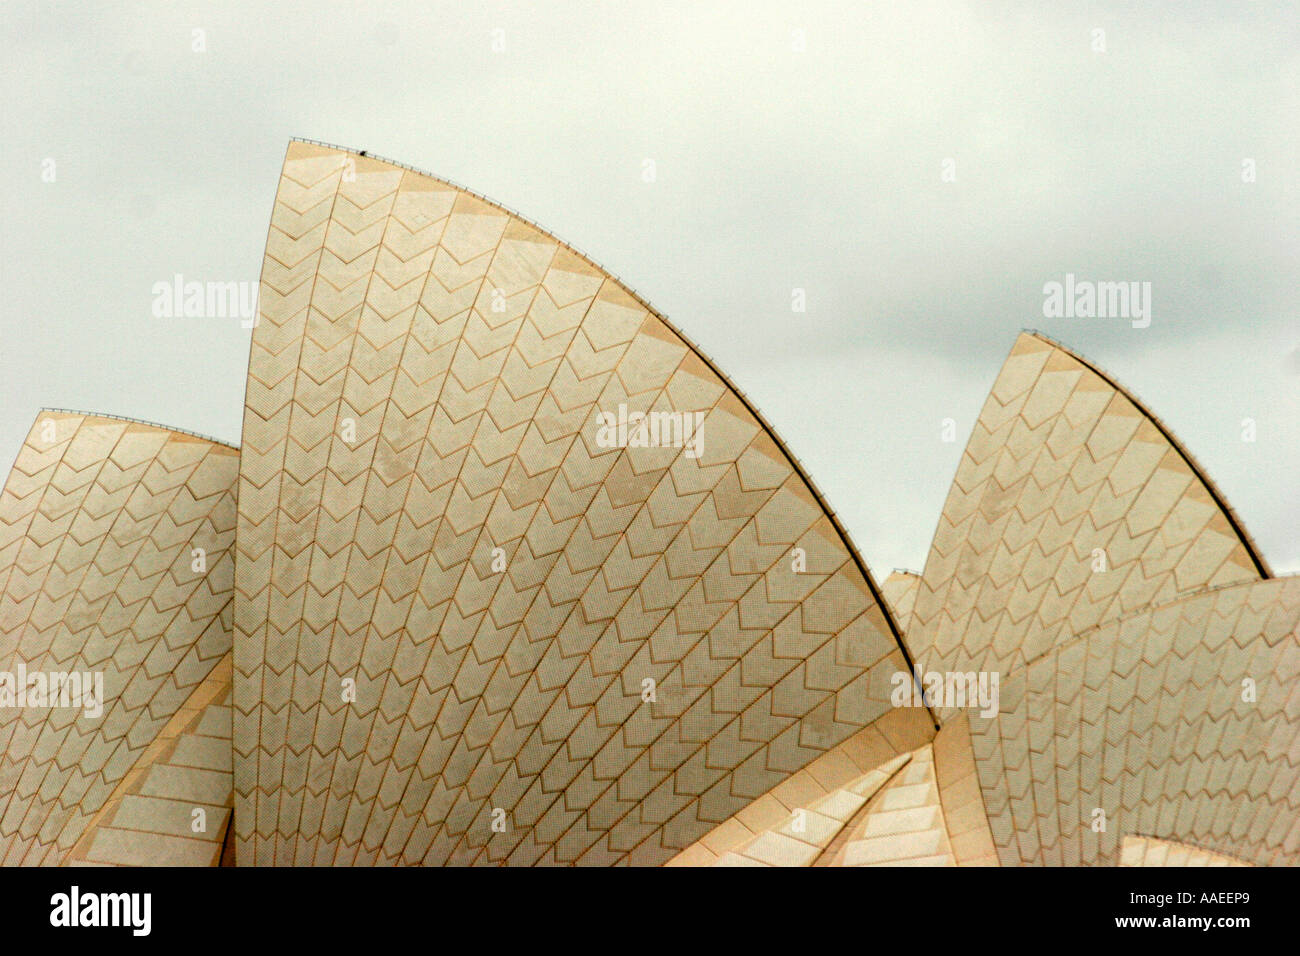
<box><xmin>0</xmin><ymin>140</ymin><xmax>1295</xmax><ymax>868</ymax></box>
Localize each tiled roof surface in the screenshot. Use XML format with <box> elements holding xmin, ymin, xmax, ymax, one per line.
<box><xmin>3</xmin><ymin>144</ymin><xmax>1292</xmax><ymax>871</ymax></box>
<box><xmin>969</xmin><ymin>576</ymin><xmax>1300</xmax><ymax>866</ymax></box>
<box><xmin>908</xmin><ymin>333</ymin><xmax>1265</xmax><ymax>719</ymax></box>
<box><xmin>691</xmin><ymin>754</ymin><xmax>911</xmax><ymax>866</ymax></box>
<box><xmin>0</xmin><ymin>412</ymin><xmax>237</xmax><ymax>864</ymax></box>
<box><xmin>817</xmin><ymin>744</ymin><xmax>957</xmax><ymax>866</ymax></box>
<box><xmin>675</xmin><ymin>717</ymin><xmax>1000</xmax><ymax>868</ymax></box>
<box><xmin>67</xmin><ymin>652</ymin><xmax>233</xmax><ymax>866</ymax></box>
<box><xmin>231</xmin><ymin>142</ymin><xmax>914</xmax><ymax>866</ymax></box>
<box><xmin>667</xmin><ymin>706</ymin><xmax>933</xmax><ymax>864</ymax></box>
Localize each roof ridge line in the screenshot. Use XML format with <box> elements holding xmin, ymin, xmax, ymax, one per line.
<box><xmin>1026</xmin><ymin>574</ymin><xmax>1300</xmax><ymax>671</ymax></box>
<box><xmin>284</xmin><ymin>137</ymin><xmax>930</xmax><ymax>723</ymax></box>
<box><xmin>37</xmin><ymin>407</ymin><xmax>240</xmax><ymax>450</ymax></box>
<box><xmin>1024</xmin><ymin>331</ymin><xmax>1272</xmax><ymax>579</ymax></box>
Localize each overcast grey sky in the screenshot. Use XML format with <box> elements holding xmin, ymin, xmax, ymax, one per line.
<box><xmin>2</xmin><ymin>1</ymin><xmax>1296</xmax><ymax>576</ymax></box>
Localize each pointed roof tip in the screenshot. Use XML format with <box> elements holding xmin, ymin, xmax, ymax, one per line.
<box><xmin>1005</xmin><ymin>330</ymin><xmax>1054</xmax><ymax>359</ymax></box>
<box><xmin>273</xmin><ymin>137</ymin><xmax>911</xmax><ymax>643</ymax></box>
<box><xmin>281</xmin><ymin>137</ymin><xmax>662</xmax><ymax>317</ymax></box>
<box><xmin>994</xmin><ymin>333</ymin><xmax>1272</xmax><ymax>579</ymax></box>
<box><xmin>908</xmin><ymin>324</ymin><xmax>1276</xmax><ymax>693</ymax></box>
<box><xmin>237</xmin><ymin>140</ymin><xmax>933</xmax><ymax>863</ymax></box>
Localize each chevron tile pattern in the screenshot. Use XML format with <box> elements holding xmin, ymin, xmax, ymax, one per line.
<box><xmin>0</xmin><ymin>411</ymin><xmax>237</xmax><ymax>865</ymax></box>
<box><xmin>1119</xmin><ymin>835</ymin><xmax>1252</xmax><ymax>867</ymax></box>
<box><xmin>908</xmin><ymin>333</ymin><xmax>1267</xmax><ymax>718</ymax></box>
<box><xmin>968</xmin><ymin>577</ymin><xmax>1300</xmax><ymax>867</ymax></box>
<box><xmin>4</xmin><ymin>141</ymin><xmax>1294</xmax><ymax>872</ymax></box>
<box><xmin>231</xmin><ymin>141</ymin><xmax>915</xmax><ymax>867</ymax></box>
